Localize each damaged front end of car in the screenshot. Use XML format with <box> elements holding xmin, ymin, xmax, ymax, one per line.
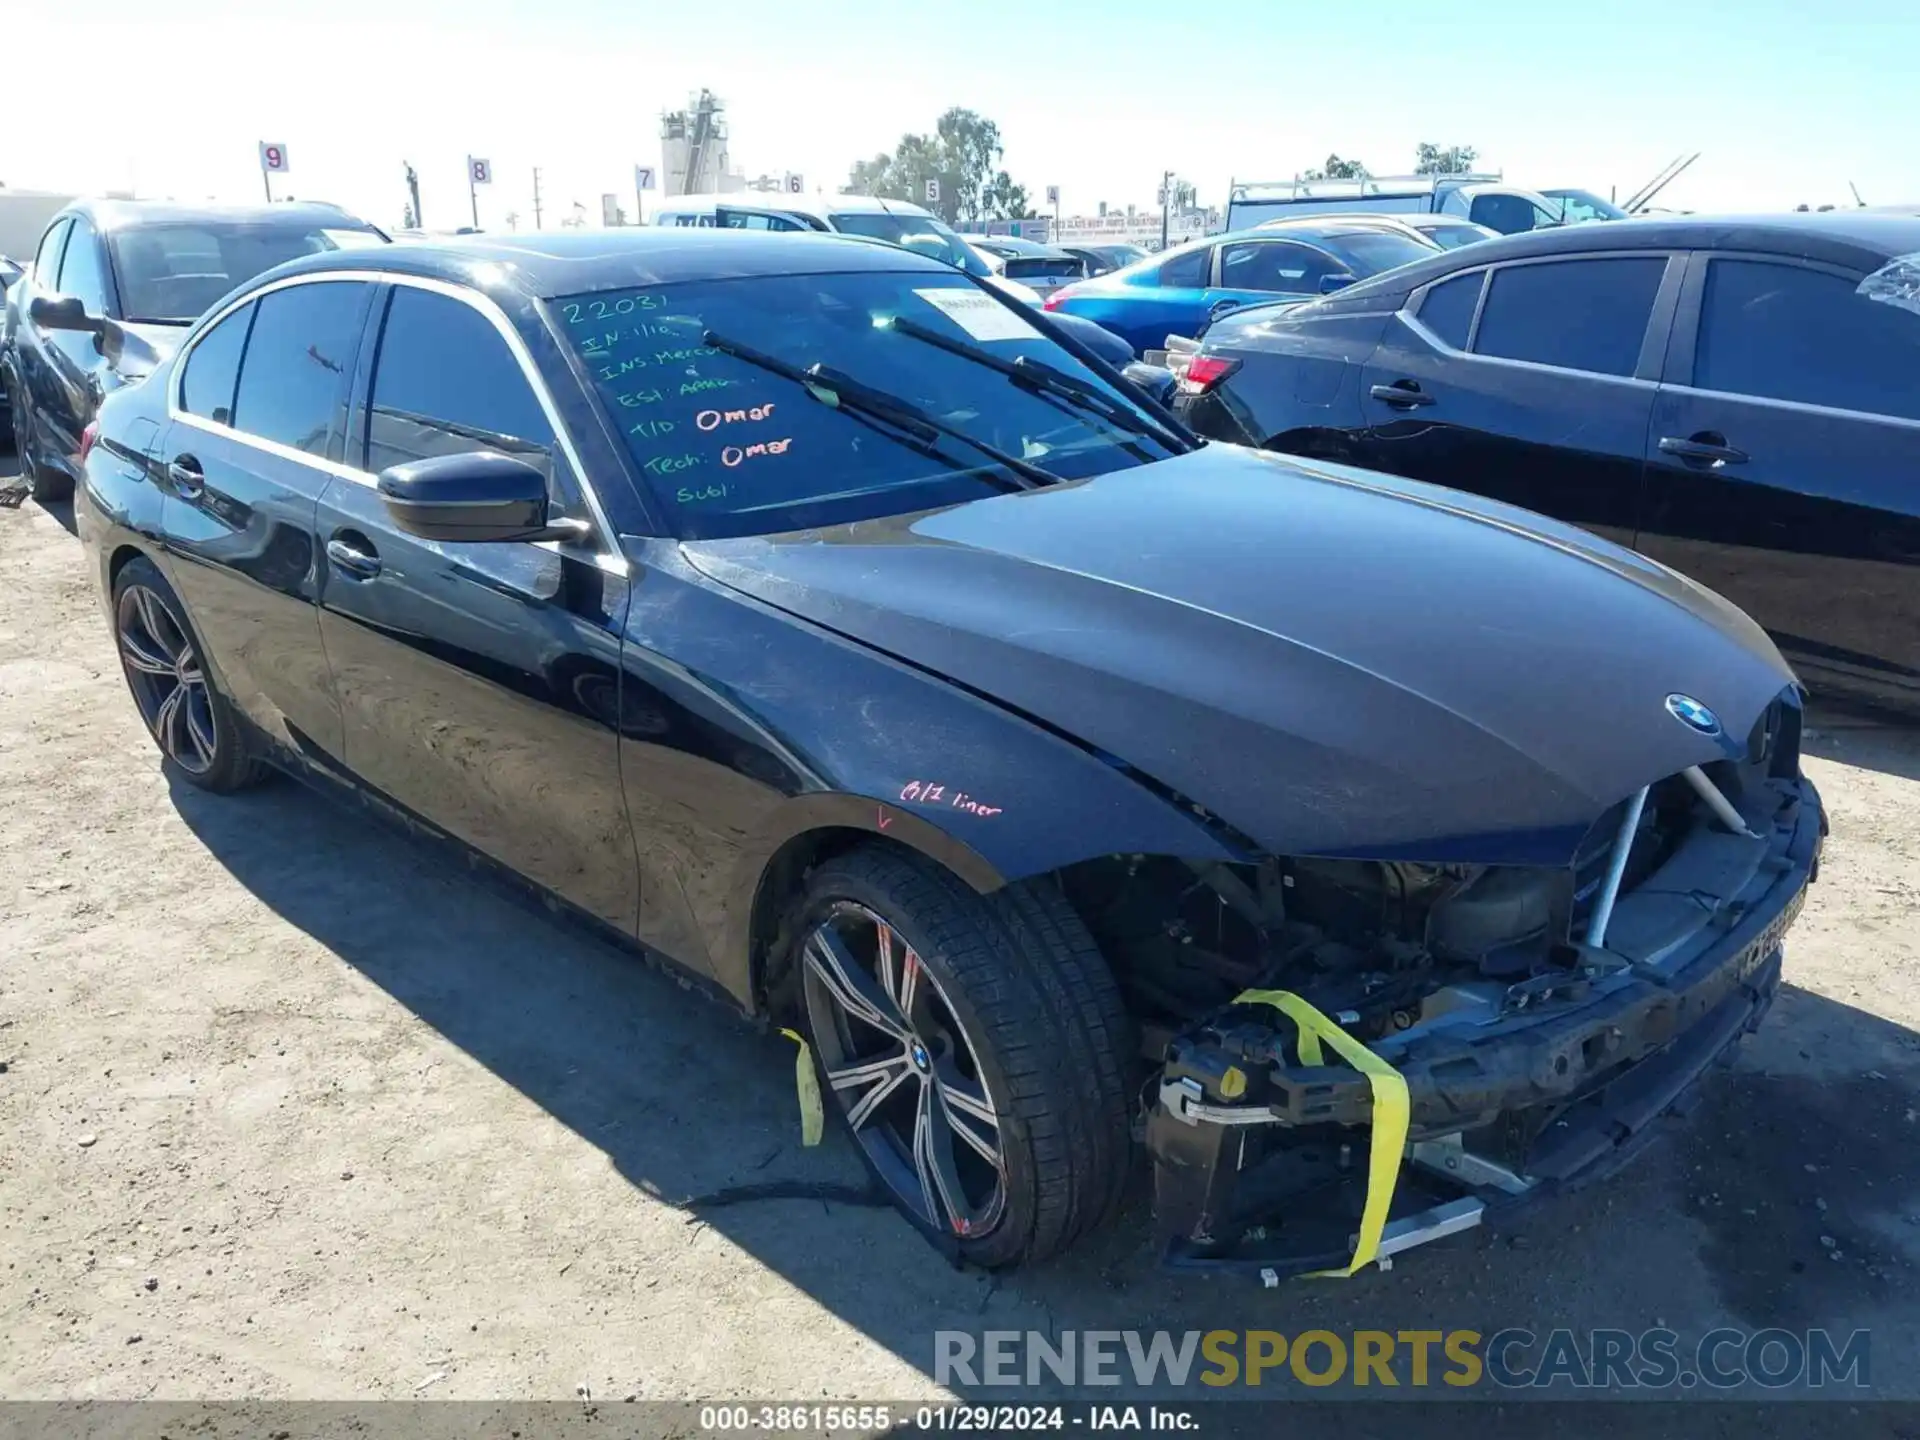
<box><xmin>1058</xmin><ymin>690</ymin><xmax>1824</xmax><ymax>1281</ymax></box>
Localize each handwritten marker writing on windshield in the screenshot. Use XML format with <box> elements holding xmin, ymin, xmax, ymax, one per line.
<box><xmin>721</xmin><ymin>439</ymin><xmax>793</xmax><ymax>467</ymax></box>
<box><xmin>696</xmin><ymin>404</ymin><xmax>777</xmax><ymax>430</ymax></box>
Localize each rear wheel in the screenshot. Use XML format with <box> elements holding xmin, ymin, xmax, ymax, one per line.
<box><xmin>789</xmin><ymin>844</ymin><xmax>1133</xmax><ymax>1267</ymax></box>
<box><xmin>110</xmin><ymin>557</ymin><xmax>267</xmax><ymax>793</ymax></box>
<box><xmin>13</xmin><ymin>390</ymin><xmax>74</xmax><ymax>502</ymax></box>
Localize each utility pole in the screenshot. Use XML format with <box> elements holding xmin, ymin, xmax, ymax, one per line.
<box><xmin>404</xmin><ymin>161</ymin><xmax>421</xmax><ymax>229</ymax></box>
<box><xmin>1159</xmin><ymin>169</ymin><xmax>1173</xmax><ymax>251</ymax></box>
<box><xmin>532</xmin><ymin>167</ymin><xmax>544</xmax><ymax>230</ymax></box>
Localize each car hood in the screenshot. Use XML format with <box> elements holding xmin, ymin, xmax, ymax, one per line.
<box><xmin>680</xmin><ymin>446</ymin><xmax>1797</xmax><ymax>864</ymax></box>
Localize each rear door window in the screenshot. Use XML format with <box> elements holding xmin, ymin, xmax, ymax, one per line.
<box><xmin>365</xmin><ymin>285</ymin><xmax>558</xmax><ymax>483</ymax></box>
<box><xmin>1692</xmin><ymin>257</ymin><xmax>1920</xmax><ymax>422</ymax></box>
<box><xmin>1413</xmin><ymin>271</ymin><xmax>1483</xmax><ymax>350</ymax></box>
<box><xmin>179</xmin><ymin>301</ymin><xmax>256</xmax><ymax>425</ymax></box>
<box><xmin>1473</xmin><ymin>256</ymin><xmax>1667</xmax><ymax>377</ymax></box>
<box><xmin>1153</xmin><ymin>246</ymin><xmax>1210</xmax><ymax>288</ymax></box>
<box><xmin>230</xmin><ymin>280</ymin><xmax>372</xmax><ymax>459</ymax></box>
<box><xmin>1218</xmin><ymin>241</ymin><xmax>1338</xmax><ymax>293</ymax></box>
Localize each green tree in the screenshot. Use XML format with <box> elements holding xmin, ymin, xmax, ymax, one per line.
<box><xmin>1304</xmin><ymin>154</ymin><xmax>1369</xmax><ymax>180</ymax></box>
<box><xmin>1414</xmin><ymin>143</ymin><xmax>1480</xmax><ymax>175</ymax></box>
<box><xmin>983</xmin><ymin>170</ymin><xmax>1033</xmax><ymax>220</ymax></box>
<box><xmin>843</xmin><ymin>107</ymin><xmax>1031</xmax><ymax>225</ymax></box>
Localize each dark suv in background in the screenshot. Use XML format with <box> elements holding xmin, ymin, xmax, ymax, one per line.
<box><xmin>1178</xmin><ymin>213</ymin><xmax>1920</xmax><ymax>716</ymax></box>
<box><xmin>3</xmin><ymin>199</ymin><xmax>383</xmax><ymax>500</ymax></box>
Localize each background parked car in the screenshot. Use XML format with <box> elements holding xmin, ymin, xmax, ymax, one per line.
<box><xmin>1059</xmin><ymin>241</ymin><xmax>1149</xmax><ymax>277</ymax></box>
<box><xmin>650</xmin><ymin>192</ymin><xmax>1042</xmax><ymax>304</ymax></box>
<box><xmin>0</xmin><ymin>254</ymin><xmax>22</xmax><ymax>439</ymax></box>
<box><xmin>1175</xmin><ymin>211</ymin><xmax>1920</xmax><ymax>715</ymax></box>
<box><xmin>1043</xmin><ymin>217</ymin><xmax>1440</xmax><ymax>355</ymax></box>
<box><xmin>959</xmin><ymin>234</ymin><xmax>1088</xmax><ymax>301</ymax></box>
<box><xmin>3</xmin><ymin>199</ymin><xmax>384</xmax><ymax>500</ymax></box>
<box><xmin>1259</xmin><ymin>212</ymin><xmax>1498</xmax><ymax>253</ymax></box>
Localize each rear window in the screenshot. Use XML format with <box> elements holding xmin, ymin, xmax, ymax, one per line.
<box><xmin>826</xmin><ymin>213</ymin><xmax>984</xmax><ymax>275</ymax></box>
<box><xmin>108</xmin><ymin>223</ymin><xmax>383</xmax><ymax>323</ymax></box>
<box><xmin>1322</xmin><ymin>230</ymin><xmax>1439</xmax><ymax>275</ymax></box>
<box><xmin>555</xmin><ymin>270</ymin><xmax>1180</xmax><ymax>539</ymax></box>
<box><xmin>1003</xmin><ymin>257</ymin><xmax>1085</xmax><ymax>280</ymax></box>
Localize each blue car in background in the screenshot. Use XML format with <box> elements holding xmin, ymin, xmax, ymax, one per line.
<box><xmin>1042</xmin><ymin>218</ymin><xmax>1441</xmax><ymax>355</ymax></box>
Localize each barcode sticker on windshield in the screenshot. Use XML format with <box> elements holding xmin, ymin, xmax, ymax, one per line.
<box><xmin>913</xmin><ymin>288</ymin><xmax>1042</xmax><ymax>342</ymax></box>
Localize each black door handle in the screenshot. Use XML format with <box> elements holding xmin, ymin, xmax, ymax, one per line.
<box><xmin>326</xmin><ymin>536</ymin><xmax>382</xmax><ymax>579</ymax></box>
<box><xmin>1369</xmin><ymin>381</ymin><xmax>1436</xmax><ymax>408</ymax></box>
<box><xmin>166</xmin><ymin>454</ymin><xmax>204</xmax><ymax>496</ymax></box>
<box><xmin>1208</xmin><ymin>298</ymin><xmax>1241</xmax><ymax>319</ymax></box>
<box><xmin>1658</xmin><ymin>433</ymin><xmax>1748</xmax><ymax>467</ymax></box>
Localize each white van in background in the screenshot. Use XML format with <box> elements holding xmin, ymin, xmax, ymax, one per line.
<box><xmin>649</xmin><ymin>192</ymin><xmax>1042</xmax><ymax>304</ymax></box>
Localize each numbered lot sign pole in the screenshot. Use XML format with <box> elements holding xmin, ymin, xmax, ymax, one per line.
<box><xmin>258</xmin><ymin>141</ymin><xmax>289</xmax><ymax>203</ymax></box>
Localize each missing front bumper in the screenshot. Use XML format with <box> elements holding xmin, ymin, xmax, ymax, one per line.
<box><xmin>1145</xmin><ymin>771</ymin><xmax>1821</xmax><ymax>1282</ymax></box>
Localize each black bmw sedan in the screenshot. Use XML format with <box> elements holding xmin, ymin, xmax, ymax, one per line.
<box><xmin>78</xmin><ymin>229</ymin><xmax>1822</xmax><ymax>1274</ymax></box>
<box><xmin>4</xmin><ymin>198</ymin><xmax>384</xmax><ymax>501</ymax></box>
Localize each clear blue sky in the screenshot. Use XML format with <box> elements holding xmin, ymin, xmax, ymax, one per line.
<box><xmin>12</xmin><ymin>0</ymin><xmax>1916</xmax><ymax>228</ymax></box>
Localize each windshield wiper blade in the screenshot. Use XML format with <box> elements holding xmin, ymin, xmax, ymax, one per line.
<box><xmin>886</xmin><ymin>315</ymin><xmax>1190</xmax><ymax>451</ymax></box>
<box><xmin>701</xmin><ymin>329</ymin><xmax>1057</xmax><ymax>490</ymax></box>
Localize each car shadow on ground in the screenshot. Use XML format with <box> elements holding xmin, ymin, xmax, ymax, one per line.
<box><xmin>167</xmin><ymin>768</ymin><xmax>1920</xmax><ymax>1411</ymax></box>
<box><xmin>1804</xmin><ymin>706</ymin><xmax>1920</xmax><ymax>784</ymax></box>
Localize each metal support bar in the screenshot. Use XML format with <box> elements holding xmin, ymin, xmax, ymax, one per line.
<box><xmin>1683</xmin><ymin>765</ymin><xmax>1761</xmax><ymax>838</ymax></box>
<box><xmin>1370</xmin><ymin>1196</ymin><xmax>1486</xmax><ymax>1268</ymax></box>
<box><xmin>1408</xmin><ymin>1134</ymin><xmax>1536</xmax><ymax>1195</ymax></box>
<box><xmin>1584</xmin><ymin>784</ymin><xmax>1650</xmax><ymax>948</ymax></box>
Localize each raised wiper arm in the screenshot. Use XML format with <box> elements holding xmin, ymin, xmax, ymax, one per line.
<box><xmin>701</xmin><ymin>329</ymin><xmax>1057</xmax><ymax>490</ymax></box>
<box><xmin>886</xmin><ymin>315</ymin><xmax>1189</xmax><ymax>451</ymax></box>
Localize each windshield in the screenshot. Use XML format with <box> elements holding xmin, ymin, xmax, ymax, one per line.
<box><xmin>555</xmin><ymin>269</ymin><xmax>1180</xmax><ymax>540</ymax></box>
<box><xmin>1542</xmin><ymin>189</ymin><xmax>1628</xmax><ymax>223</ymax></box>
<box><xmin>1322</xmin><ymin>229</ymin><xmax>1443</xmax><ymax>274</ymax></box>
<box><xmin>827</xmin><ymin>212</ymin><xmax>990</xmax><ymax>276</ymax></box>
<box><xmin>108</xmin><ymin>222</ymin><xmax>384</xmax><ymax>323</ymax></box>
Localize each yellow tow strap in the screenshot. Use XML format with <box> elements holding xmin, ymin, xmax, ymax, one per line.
<box><xmin>1232</xmin><ymin>989</ymin><xmax>1410</xmax><ymax>1277</ymax></box>
<box><xmin>779</xmin><ymin>1028</ymin><xmax>825</xmax><ymax>1148</ymax></box>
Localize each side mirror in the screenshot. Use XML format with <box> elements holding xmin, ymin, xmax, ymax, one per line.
<box><xmin>1319</xmin><ymin>273</ymin><xmax>1357</xmax><ymax>294</ymax></box>
<box><xmin>376</xmin><ymin>451</ymin><xmax>586</xmax><ymax>544</ymax></box>
<box><xmin>30</xmin><ymin>293</ymin><xmax>104</xmax><ymax>335</ymax></box>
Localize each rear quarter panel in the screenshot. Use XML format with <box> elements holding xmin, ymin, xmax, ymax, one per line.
<box><xmin>1187</xmin><ymin>308</ymin><xmax>1390</xmax><ymax>448</ymax></box>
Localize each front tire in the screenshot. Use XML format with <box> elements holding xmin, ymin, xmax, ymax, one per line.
<box><xmin>789</xmin><ymin>844</ymin><xmax>1134</xmax><ymax>1267</ymax></box>
<box><xmin>110</xmin><ymin>557</ymin><xmax>267</xmax><ymax>793</ymax></box>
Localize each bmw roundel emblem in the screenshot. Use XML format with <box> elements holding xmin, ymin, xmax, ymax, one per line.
<box><xmin>1665</xmin><ymin>693</ymin><xmax>1722</xmax><ymax>737</ymax></box>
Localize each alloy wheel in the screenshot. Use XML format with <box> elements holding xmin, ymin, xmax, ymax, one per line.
<box><xmin>115</xmin><ymin>584</ymin><xmax>218</xmax><ymax>775</ymax></box>
<box><xmin>802</xmin><ymin>903</ymin><xmax>1008</xmax><ymax>1239</ymax></box>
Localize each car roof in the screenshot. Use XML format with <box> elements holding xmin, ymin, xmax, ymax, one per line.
<box><xmin>649</xmin><ymin>191</ymin><xmax>938</xmax><ymax>222</ymax></box>
<box><xmin>1304</xmin><ymin>210</ymin><xmax>1920</xmax><ymax>310</ymax></box>
<box><xmin>1216</xmin><ymin>218</ymin><xmax>1433</xmax><ymax>245</ymax></box>
<box><xmin>56</xmin><ymin>198</ymin><xmax>374</xmax><ymax>235</ymax></box>
<box><xmin>958</xmin><ymin>234</ymin><xmax>1070</xmax><ymax>257</ymax></box>
<box><xmin>260</xmin><ymin>226</ymin><xmax>957</xmax><ymax>302</ymax></box>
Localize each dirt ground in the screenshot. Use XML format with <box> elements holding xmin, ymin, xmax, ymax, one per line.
<box><xmin>3</xmin><ymin>466</ymin><xmax>1918</xmax><ymax>1409</ymax></box>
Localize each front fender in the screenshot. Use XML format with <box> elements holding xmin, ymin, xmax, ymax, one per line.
<box><xmin>619</xmin><ymin>542</ymin><xmax>1238</xmax><ymax>1011</ymax></box>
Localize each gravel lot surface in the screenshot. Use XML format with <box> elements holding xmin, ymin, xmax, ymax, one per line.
<box><xmin>3</xmin><ymin>467</ymin><xmax>1916</xmax><ymax>1422</ymax></box>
